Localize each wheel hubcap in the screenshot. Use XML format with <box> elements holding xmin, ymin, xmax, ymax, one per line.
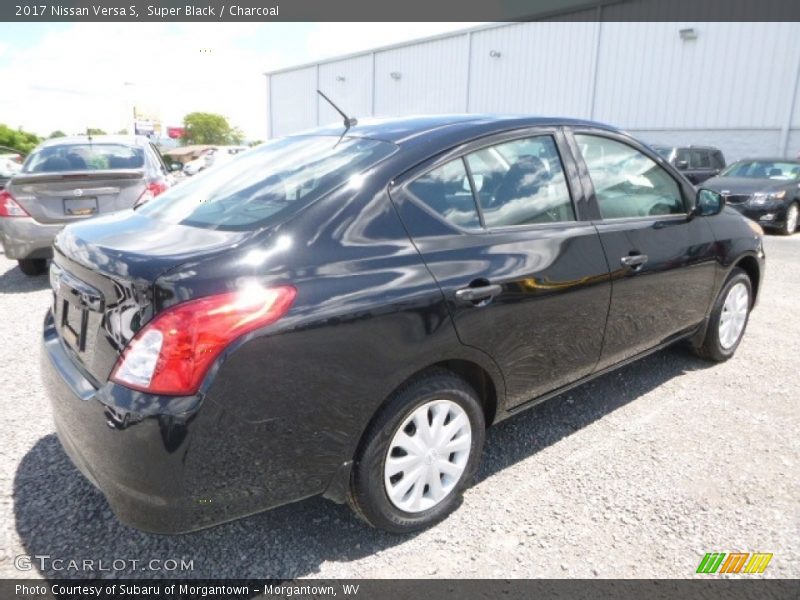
<box><xmin>787</xmin><ymin>205</ymin><xmax>798</xmax><ymax>233</ymax></box>
<box><xmin>384</xmin><ymin>399</ymin><xmax>472</xmax><ymax>513</ymax></box>
<box><xmin>718</xmin><ymin>282</ymin><xmax>749</xmax><ymax>350</ymax></box>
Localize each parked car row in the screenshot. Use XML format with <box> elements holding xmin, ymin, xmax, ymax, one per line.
<box><xmin>181</xmin><ymin>145</ymin><xmax>249</xmax><ymax>177</ymax></box>
<box><xmin>649</xmin><ymin>143</ymin><xmax>799</xmax><ymax>235</ymax></box>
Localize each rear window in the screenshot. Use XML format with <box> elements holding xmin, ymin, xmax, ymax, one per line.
<box><xmin>23</xmin><ymin>143</ymin><xmax>144</xmax><ymax>173</ymax></box>
<box><xmin>137</xmin><ymin>136</ymin><xmax>397</xmax><ymax>231</ymax></box>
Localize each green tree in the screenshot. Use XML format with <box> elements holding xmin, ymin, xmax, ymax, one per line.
<box><xmin>182</xmin><ymin>112</ymin><xmax>241</xmax><ymax>145</ymax></box>
<box><xmin>0</xmin><ymin>124</ymin><xmax>41</xmax><ymax>155</ymax></box>
<box><xmin>116</xmin><ymin>128</ymin><xmax>129</xmax><ymax>135</ymax></box>
<box><xmin>48</xmin><ymin>130</ymin><xmax>67</xmax><ymax>139</ymax></box>
<box><xmin>86</xmin><ymin>128</ymin><xmax>106</xmax><ymax>136</ymax></box>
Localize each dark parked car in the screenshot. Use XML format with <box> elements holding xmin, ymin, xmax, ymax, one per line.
<box><xmin>41</xmin><ymin>115</ymin><xmax>764</xmax><ymax>534</ymax></box>
<box><xmin>651</xmin><ymin>144</ymin><xmax>726</xmax><ymax>184</ymax></box>
<box><xmin>0</xmin><ymin>135</ymin><xmax>177</xmax><ymax>275</ymax></box>
<box><xmin>701</xmin><ymin>158</ymin><xmax>800</xmax><ymax>235</ymax></box>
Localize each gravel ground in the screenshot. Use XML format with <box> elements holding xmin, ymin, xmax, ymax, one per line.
<box><xmin>0</xmin><ymin>236</ymin><xmax>797</xmax><ymax>580</ymax></box>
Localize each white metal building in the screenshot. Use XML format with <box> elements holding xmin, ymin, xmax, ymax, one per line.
<box><xmin>264</xmin><ymin>18</ymin><xmax>800</xmax><ymax>161</ymax></box>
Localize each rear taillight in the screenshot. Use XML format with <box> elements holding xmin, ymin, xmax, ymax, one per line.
<box><xmin>0</xmin><ymin>190</ymin><xmax>30</xmax><ymax>217</ymax></box>
<box><xmin>110</xmin><ymin>284</ymin><xmax>296</xmax><ymax>396</ymax></box>
<box><xmin>134</xmin><ymin>180</ymin><xmax>170</xmax><ymax>208</ymax></box>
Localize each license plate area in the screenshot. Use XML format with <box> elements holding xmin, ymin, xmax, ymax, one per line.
<box><xmin>63</xmin><ymin>197</ymin><xmax>98</xmax><ymax>216</ymax></box>
<box><xmin>59</xmin><ymin>298</ymin><xmax>87</xmax><ymax>351</ymax></box>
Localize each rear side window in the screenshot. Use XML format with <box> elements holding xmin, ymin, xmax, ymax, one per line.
<box><xmin>407</xmin><ymin>159</ymin><xmax>481</xmax><ymax>230</ymax></box>
<box><xmin>575</xmin><ymin>134</ymin><xmax>685</xmax><ymax>219</ymax></box>
<box><xmin>23</xmin><ymin>143</ymin><xmax>144</xmax><ymax>173</ymax></box>
<box><xmin>465</xmin><ymin>135</ymin><xmax>574</xmax><ymax>227</ymax></box>
<box><xmin>137</xmin><ymin>136</ymin><xmax>396</xmax><ymax>231</ymax></box>
<box><xmin>691</xmin><ymin>149</ymin><xmax>711</xmax><ymax>169</ymax></box>
<box><xmin>711</xmin><ymin>151</ymin><xmax>726</xmax><ymax>170</ymax></box>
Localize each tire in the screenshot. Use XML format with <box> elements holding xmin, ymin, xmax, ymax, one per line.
<box><xmin>781</xmin><ymin>202</ymin><xmax>799</xmax><ymax>236</ymax></box>
<box><xmin>692</xmin><ymin>267</ymin><xmax>752</xmax><ymax>362</ymax></box>
<box><xmin>348</xmin><ymin>370</ymin><xmax>486</xmax><ymax>533</ymax></box>
<box><xmin>17</xmin><ymin>258</ymin><xmax>47</xmax><ymax>276</ymax></box>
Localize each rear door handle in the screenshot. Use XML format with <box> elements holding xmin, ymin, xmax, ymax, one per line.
<box><xmin>620</xmin><ymin>254</ymin><xmax>648</xmax><ymax>269</ymax></box>
<box><xmin>454</xmin><ymin>284</ymin><xmax>503</xmax><ymax>306</ymax></box>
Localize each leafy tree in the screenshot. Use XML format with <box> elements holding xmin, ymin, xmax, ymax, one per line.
<box><xmin>182</xmin><ymin>112</ymin><xmax>242</xmax><ymax>145</ymax></box>
<box><xmin>0</xmin><ymin>124</ymin><xmax>41</xmax><ymax>155</ymax></box>
<box><xmin>48</xmin><ymin>130</ymin><xmax>67</xmax><ymax>139</ymax></box>
<box><xmin>86</xmin><ymin>128</ymin><xmax>106</xmax><ymax>136</ymax></box>
<box><xmin>116</xmin><ymin>128</ymin><xmax>129</xmax><ymax>135</ymax></box>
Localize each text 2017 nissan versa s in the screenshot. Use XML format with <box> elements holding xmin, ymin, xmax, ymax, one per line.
<box><xmin>41</xmin><ymin>115</ymin><xmax>764</xmax><ymax>534</ymax></box>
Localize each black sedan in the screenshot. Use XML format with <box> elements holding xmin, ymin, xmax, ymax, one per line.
<box><xmin>702</xmin><ymin>158</ymin><xmax>800</xmax><ymax>235</ymax></box>
<box><xmin>41</xmin><ymin>115</ymin><xmax>764</xmax><ymax>534</ymax></box>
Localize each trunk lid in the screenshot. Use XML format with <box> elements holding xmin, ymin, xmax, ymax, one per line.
<box><xmin>8</xmin><ymin>170</ymin><xmax>145</xmax><ymax>223</ymax></box>
<box><xmin>50</xmin><ymin>211</ymin><xmax>254</xmax><ymax>384</ymax></box>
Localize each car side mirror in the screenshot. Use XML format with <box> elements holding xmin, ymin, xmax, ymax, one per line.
<box><xmin>693</xmin><ymin>188</ymin><xmax>724</xmax><ymax>217</ymax></box>
<box><xmin>170</xmin><ymin>163</ymin><xmax>182</xmax><ymax>172</ymax></box>
<box><xmin>675</xmin><ymin>160</ymin><xmax>689</xmax><ymax>170</ymax></box>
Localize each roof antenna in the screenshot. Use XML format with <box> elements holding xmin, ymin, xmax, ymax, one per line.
<box><xmin>317</xmin><ymin>89</ymin><xmax>357</xmax><ymax>147</ymax></box>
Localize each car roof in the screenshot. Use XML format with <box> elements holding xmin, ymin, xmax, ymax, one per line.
<box><xmin>36</xmin><ymin>135</ymin><xmax>153</xmax><ymax>149</ymax></box>
<box><xmin>298</xmin><ymin>114</ymin><xmax>621</xmax><ymax>144</ymax></box>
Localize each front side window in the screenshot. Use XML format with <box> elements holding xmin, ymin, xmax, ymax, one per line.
<box><xmin>465</xmin><ymin>135</ymin><xmax>574</xmax><ymax>227</ymax></box>
<box><xmin>575</xmin><ymin>134</ymin><xmax>685</xmax><ymax>220</ymax></box>
<box><xmin>407</xmin><ymin>158</ymin><xmax>481</xmax><ymax>230</ymax></box>
<box><xmin>137</xmin><ymin>136</ymin><xmax>396</xmax><ymax>231</ymax></box>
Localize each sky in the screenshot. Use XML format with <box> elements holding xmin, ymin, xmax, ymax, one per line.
<box><xmin>0</xmin><ymin>22</ymin><xmax>480</xmax><ymax>140</ymax></box>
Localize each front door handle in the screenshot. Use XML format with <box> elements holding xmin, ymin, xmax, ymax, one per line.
<box><xmin>620</xmin><ymin>254</ymin><xmax>648</xmax><ymax>269</ymax></box>
<box><xmin>455</xmin><ymin>284</ymin><xmax>503</xmax><ymax>306</ymax></box>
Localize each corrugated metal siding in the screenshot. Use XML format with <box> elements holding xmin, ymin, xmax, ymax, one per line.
<box><xmin>265</xmin><ymin>18</ymin><xmax>800</xmax><ymax>157</ymax></box>
<box><xmin>468</xmin><ymin>22</ymin><xmax>596</xmax><ymax>116</ymax></box>
<box><xmin>270</xmin><ymin>67</ymin><xmax>317</xmax><ymax>137</ymax></box>
<box><xmin>374</xmin><ymin>35</ymin><xmax>469</xmax><ymax>116</ymax></box>
<box><xmin>594</xmin><ymin>22</ymin><xmax>800</xmax><ymax>129</ymax></box>
<box><xmin>318</xmin><ymin>54</ymin><xmax>374</xmax><ymax>127</ymax></box>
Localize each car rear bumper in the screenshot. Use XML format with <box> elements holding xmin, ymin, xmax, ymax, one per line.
<box><xmin>0</xmin><ymin>216</ymin><xmax>61</xmax><ymax>259</ymax></box>
<box><xmin>41</xmin><ymin>310</ymin><xmax>325</xmax><ymax>534</ymax></box>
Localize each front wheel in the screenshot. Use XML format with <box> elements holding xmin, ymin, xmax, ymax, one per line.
<box><xmin>781</xmin><ymin>202</ymin><xmax>799</xmax><ymax>235</ymax></box>
<box><xmin>692</xmin><ymin>267</ymin><xmax>752</xmax><ymax>362</ymax></box>
<box><xmin>348</xmin><ymin>371</ymin><xmax>485</xmax><ymax>533</ymax></box>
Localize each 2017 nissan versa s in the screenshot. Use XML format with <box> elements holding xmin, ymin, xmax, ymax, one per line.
<box><xmin>41</xmin><ymin>115</ymin><xmax>764</xmax><ymax>534</ymax></box>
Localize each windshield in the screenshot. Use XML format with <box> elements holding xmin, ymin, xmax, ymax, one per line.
<box><xmin>721</xmin><ymin>160</ymin><xmax>800</xmax><ymax>180</ymax></box>
<box><xmin>137</xmin><ymin>136</ymin><xmax>397</xmax><ymax>231</ymax></box>
<box><xmin>23</xmin><ymin>143</ymin><xmax>144</xmax><ymax>173</ymax></box>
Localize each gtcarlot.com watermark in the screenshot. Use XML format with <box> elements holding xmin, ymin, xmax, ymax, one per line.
<box><xmin>14</xmin><ymin>554</ymin><xmax>194</xmax><ymax>573</ymax></box>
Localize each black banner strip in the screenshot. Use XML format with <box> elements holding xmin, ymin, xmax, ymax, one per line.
<box><xmin>3</xmin><ymin>0</ymin><xmax>800</xmax><ymax>22</ymax></box>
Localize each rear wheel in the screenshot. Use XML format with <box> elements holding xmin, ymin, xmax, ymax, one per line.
<box><xmin>781</xmin><ymin>202</ymin><xmax>798</xmax><ymax>235</ymax></box>
<box><xmin>692</xmin><ymin>268</ymin><xmax>752</xmax><ymax>362</ymax></box>
<box><xmin>17</xmin><ymin>258</ymin><xmax>47</xmax><ymax>276</ymax></box>
<box><xmin>348</xmin><ymin>371</ymin><xmax>485</xmax><ymax>533</ymax></box>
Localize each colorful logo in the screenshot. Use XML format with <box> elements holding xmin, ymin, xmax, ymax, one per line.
<box><xmin>696</xmin><ymin>552</ymin><xmax>773</xmax><ymax>574</ymax></box>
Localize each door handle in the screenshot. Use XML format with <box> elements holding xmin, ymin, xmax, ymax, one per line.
<box><xmin>620</xmin><ymin>254</ymin><xmax>648</xmax><ymax>269</ymax></box>
<box><xmin>454</xmin><ymin>284</ymin><xmax>503</xmax><ymax>306</ymax></box>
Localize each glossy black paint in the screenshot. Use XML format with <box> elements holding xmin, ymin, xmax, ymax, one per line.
<box><xmin>41</xmin><ymin>115</ymin><xmax>765</xmax><ymax>533</ymax></box>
